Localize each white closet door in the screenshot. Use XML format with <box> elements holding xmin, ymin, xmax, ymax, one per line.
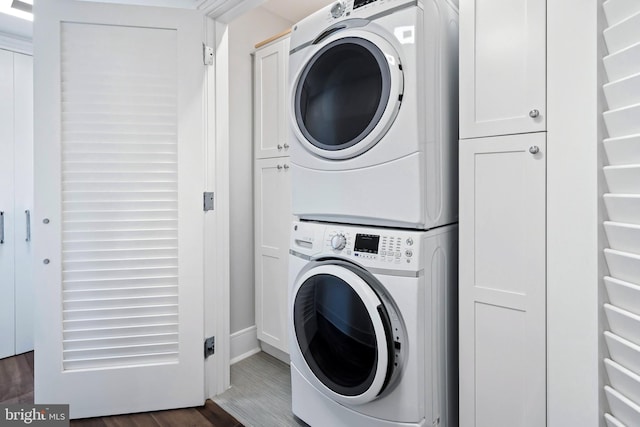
<box><xmin>0</xmin><ymin>49</ymin><xmax>16</xmax><ymax>360</ymax></box>
<box><xmin>14</xmin><ymin>52</ymin><xmax>34</xmax><ymax>355</ymax></box>
<box><xmin>34</xmin><ymin>0</ymin><xmax>207</xmax><ymax>418</ymax></box>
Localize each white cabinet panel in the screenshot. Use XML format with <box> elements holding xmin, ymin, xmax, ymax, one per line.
<box><xmin>459</xmin><ymin>132</ymin><xmax>546</xmax><ymax>427</ymax></box>
<box><xmin>13</xmin><ymin>53</ymin><xmax>34</xmax><ymax>354</ymax></box>
<box><xmin>0</xmin><ymin>49</ymin><xmax>16</xmax><ymax>360</ymax></box>
<box><xmin>254</xmin><ymin>157</ymin><xmax>291</xmax><ymax>353</ymax></box>
<box><xmin>254</xmin><ymin>37</ymin><xmax>290</xmax><ymax>159</ymax></box>
<box><xmin>460</xmin><ymin>0</ymin><xmax>546</xmax><ymax>138</ymax></box>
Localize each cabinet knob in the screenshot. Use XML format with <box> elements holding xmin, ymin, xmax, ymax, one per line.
<box><xmin>284</xmin><ymin>143</ymin><xmax>290</xmax><ymax>149</ymax></box>
<box><xmin>277</xmin><ymin>164</ymin><xmax>283</xmax><ymax>170</ymax></box>
<box><xmin>529</xmin><ymin>146</ymin><xmax>540</xmax><ymax>154</ymax></box>
<box><xmin>283</xmin><ymin>164</ymin><xmax>289</xmax><ymax>170</ymax></box>
<box><xmin>277</xmin><ymin>144</ymin><xmax>283</xmax><ymax>150</ymax></box>
<box><xmin>529</xmin><ymin>109</ymin><xmax>540</xmax><ymax>118</ymax></box>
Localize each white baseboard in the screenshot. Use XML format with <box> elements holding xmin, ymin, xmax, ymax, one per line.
<box><xmin>230</xmin><ymin>325</ymin><xmax>260</xmax><ymax>365</ymax></box>
<box><xmin>260</xmin><ymin>341</ymin><xmax>290</xmax><ymax>365</ymax></box>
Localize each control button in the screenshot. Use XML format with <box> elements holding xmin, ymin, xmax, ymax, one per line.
<box><xmin>395</xmin><ymin>251</ymin><xmax>401</xmax><ymax>258</ymax></box>
<box><xmin>405</xmin><ymin>249</ymin><xmax>413</xmax><ymax>257</ymax></box>
<box><xmin>381</xmin><ymin>250</ymin><xmax>386</xmax><ymax>256</ymax></box>
<box><xmin>331</xmin><ymin>233</ymin><xmax>347</xmax><ymax>250</ymax></box>
<box><xmin>406</xmin><ymin>237</ymin><xmax>414</xmax><ymax>246</ymax></box>
<box><xmin>330</xmin><ymin>1</ymin><xmax>346</xmax><ymax>18</ymax></box>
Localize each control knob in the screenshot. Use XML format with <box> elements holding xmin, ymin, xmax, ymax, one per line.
<box><xmin>330</xmin><ymin>1</ymin><xmax>346</xmax><ymax>18</ymax></box>
<box><xmin>331</xmin><ymin>233</ymin><xmax>347</xmax><ymax>251</ymax></box>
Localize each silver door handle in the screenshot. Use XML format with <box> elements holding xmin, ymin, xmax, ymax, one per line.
<box><xmin>25</xmin><ymin>210</ymin><xmax>31</xmax><ymax>242</ymax></box>
<box><xmin>529</xmin><ymin>146</ymin><xmax>540</xmax><ymax>154</ymax></box>
<box><xmin>0</xmin><ymin>211</ymin><xmax>4</xmax><ymax>244</ymax></box>
<box><xmin>529</xmin><ymin>109</ymin><xmax>540</xmax><ymax>118</ymax></box>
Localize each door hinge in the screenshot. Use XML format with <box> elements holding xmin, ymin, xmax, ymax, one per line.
<box><xmin>203</xmin><ymin>44</ymin><xmax>214</xmax><ymax>65</ymax></box>
<box><xmin>203</xmin><ymin>192</ymin><xmax>214</xmax><ymax>212</ymax></box>
<box><xmin>204</xmin><ymin>336</ymin><xmax>215</xmax><ymax>359</ymax></box>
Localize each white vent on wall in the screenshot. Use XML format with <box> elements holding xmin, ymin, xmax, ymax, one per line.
<box><xmin>60</xmin><ymin>22</ymin><xmax>180</xmax><ymax>371</ymax></box>
<box><xmin>602</xmin><ymin>0</ymin><xmax>640</xmax><ymax>425</ymax></box>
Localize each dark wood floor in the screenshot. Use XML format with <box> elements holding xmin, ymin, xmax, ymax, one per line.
<box><xmin>0</xmin><ymin>352</ymin><xmax>243</xmax><ymax>427</ymax></box>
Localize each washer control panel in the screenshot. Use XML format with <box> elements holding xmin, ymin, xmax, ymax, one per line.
<box><xmin>323</xmin><ymin>225</ymin><xmax>420</xmax><ymax>266</ymax></box>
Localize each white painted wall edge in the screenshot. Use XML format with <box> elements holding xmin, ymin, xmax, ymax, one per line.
<box><xmin>230</xmin><ymin>325</ymin><xmax>260</xmax><ymax>364</ymax></box>
<box><xmin>0</xmin><ymin>31</ymin><xmax>32</xmax><ymax>55</ymax></box>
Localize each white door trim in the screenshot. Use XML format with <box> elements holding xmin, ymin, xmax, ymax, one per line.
<box><xmin>204</xmin><ymin>17</ymin><xmax>231</xmax><ymax>397</ymax></box>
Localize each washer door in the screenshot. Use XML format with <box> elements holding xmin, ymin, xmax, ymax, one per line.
<box><xmin>292</xmin><ymin>262</ymin><xmax>397</xmax><ymax>405</ymax></box>
<box><xmin>292</xmin><ymin>30</ymin><xmax>403</xmax><ymax>160</ymax></box>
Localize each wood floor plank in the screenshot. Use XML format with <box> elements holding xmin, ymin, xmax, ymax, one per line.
<box><xmin>150</xmin><ymin>407</ymin><xmax>213</xmax><ymax>427</ymax></box>
<box><xmin>197</xmin><ymin>400</ymin><xmax>243</xmax><ymax>427</ymax></box>
<box><xmin>71</xmin><ymin>418</ymin><xmax>110</xmax><ymax>427</ymax></box>
<box><xmin>0</xmin><ymin>351</ymin><xmax>35</xmax><ymax>403</ymax></box>
<box><xmin>99</xmin><ymin>412</ymin><xmax>160</xmax><ymax>427</ymax></box>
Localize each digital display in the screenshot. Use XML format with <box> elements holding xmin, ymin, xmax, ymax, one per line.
<box><xmin>354</xmin><ymin>234</ymin><xmax>380</xmax><ymax>254</ymax></box>
<box><xmin>353</xmin><ymin>0</ymin><xmax>377</xmax><ymax>9</ymax></box>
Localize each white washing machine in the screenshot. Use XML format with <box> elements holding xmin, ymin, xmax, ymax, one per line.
<box><xmin>288</xmin><ymin>221</ymin><xmax>458</xmax><ymax>427</ymax></box>
<box><xmin>288</xmin><ymin>0</ymin><xmax>459</xmax><ymax>230</ymax></box>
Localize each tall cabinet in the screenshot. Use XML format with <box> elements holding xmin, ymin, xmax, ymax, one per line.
<box><xmin>458</xmin><ymin>0</ymin><xmax>547</xmax><ymax>425</ymax></box>
<box><xmin>253</xmin><ymin>34</ymin><xmax>292</xmax><ymax>358</ymax></box>
<box><xmin>0</xmin><ymin>48</ymin><xmax>34</xmax><ymax>359</ymax></box>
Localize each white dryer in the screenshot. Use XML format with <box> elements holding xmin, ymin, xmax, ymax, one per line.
<box><xmin>288</xmin><ymin>0</ymin><xmax>459</xmax><ymax>229</ymax></box>
<box><xmin>288</xmin><ymin>221</ymin><xmax>458</xmax><ymax>427</ymax></box>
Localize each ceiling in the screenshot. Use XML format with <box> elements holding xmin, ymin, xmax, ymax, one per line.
<box><xmin>260</xmin><ymin>0</ymin><xmax>334</xmax><ymax>24</ymax></box>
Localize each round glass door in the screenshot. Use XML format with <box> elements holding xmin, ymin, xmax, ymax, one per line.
<box><xmin>292</xmin><ymin>263</ymin><xmax>395</xmax><ymax>404</ymax></box>
<box><xmin>292</xmin><ymin>33</ymin><xmax>403</xmax><ymax>160</ymax></box>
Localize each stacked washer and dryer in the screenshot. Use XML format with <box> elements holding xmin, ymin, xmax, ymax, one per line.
<box><xmin>286</xmin><ymin>0</ymin><xmax>459</xmax><ymax>426</ymax></box>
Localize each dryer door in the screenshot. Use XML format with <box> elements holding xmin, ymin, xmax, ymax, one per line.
<box><xmin>291</xmin><ymin>262</ymin><xmax>399</xmax><ymax>405</ymax></box>
<box><xmin>291</xmin><ymin>30</ymin><xmax>403</xmax><ymax>160</ymax></box>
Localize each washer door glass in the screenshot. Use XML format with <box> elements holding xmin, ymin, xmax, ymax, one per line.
<box><xmin>294</xmin><ymin>37</ymin><xmax>393</xmax><ymax>154</ymax></box>
<box><xmin>293</xmin><ymin>269</ymin><xmax>393</xmax><ymax>400</ymax></box>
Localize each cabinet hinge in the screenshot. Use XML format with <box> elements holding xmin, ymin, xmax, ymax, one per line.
<box><xmin>204</xmin><ymin>336</ymin><xmax>215</xmax><ymax>359</ymax></box>
<box><xmin>203</xmin><ymin>44</ymin><xmax>214</xmax><ymax>65</ymax></box>
<box><xmin>203</xmin><ymin>192</ymin><xmax>214</xmax><ymax>212</ymax></box>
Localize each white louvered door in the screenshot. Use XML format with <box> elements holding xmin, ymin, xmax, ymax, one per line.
<box><xmin>33</xmin><ymin>0</ymin><xmax>207</xmax><ymax>419</ymax></box>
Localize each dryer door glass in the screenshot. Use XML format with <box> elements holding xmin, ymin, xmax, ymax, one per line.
<box><xmin>294</xmin><ymin>37</ymin><xmax>391</xmax><ymax>152</ymax></box>
<box><xmin>293</xmin><ymin>272</ymin><xmax>393</xmax><ymax>397</ymax></box>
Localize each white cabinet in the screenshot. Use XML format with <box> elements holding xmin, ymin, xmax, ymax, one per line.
<box><xmin>253</xmin><ymin>36</ymin><xmax>290</xmax><ymax>159</ymax></box>
<box><xmin>253</xmin><ymin>35</ymin><xmax>292</xmax><ymax>357</ymax></box>
<box><xmin>254</xmin><ymin>158</ymin><xmax>292</xmax><ymax>354</ymax></box>
<box><xmin>459</xmin><ymin>0</ymin><xmax>546</xmax><ymax>139</ymax></box>
<box><xmin>0</xmin><ymin>49</ymin><xmax>34</xmax><ymax>359</ymax></box>
<box><xmin>459</xmin><ymin>132</ymin><xmax>546</xmax><ymax>427</ymax></box>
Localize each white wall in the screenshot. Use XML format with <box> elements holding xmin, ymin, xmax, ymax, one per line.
<box><xmin>547</xmin><ymin>1</ymin><xmax>602</xmax><ymax>425</ymax></box>
<box><xmin>228</xmin><ymin>7</ymin><xmax>292</xmax><ymax>334</ymax></box>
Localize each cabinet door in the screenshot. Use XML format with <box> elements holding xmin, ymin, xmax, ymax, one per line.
<box><xmin>459</xmin><ymin>0</ymin><xmax>546</xmax><ymax>139</ymax></box>
<box><xmin>254</xmin><ymin>38</ymin><xmax>290</xmax><ymax>159</ymax></box>
<box><xmin>459</xmin><ymin>133</ymin><xmax>546</xmax><ymax>427</ymax></box>
<box><xmin>0</xmin><ymin>49</ymin><xmax>16</xmax><ymax>360</ymax></box>
<box><xmin>14</xmin><ymin>53</ymin><xmax>34</xmax><ymax>354</ymax></box>
<box><xmin>254</xmin><ymin>157</ymin><xmax>291</xmax><ymax>353</ymax></box>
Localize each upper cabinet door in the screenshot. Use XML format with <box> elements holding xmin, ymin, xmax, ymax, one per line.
<box><xmin>459</xmin><ymin>0</ymin><xmax>546</xmax><ymax>139</ymax></box>
<box><xmin>254</xmin><ymin>37</ymin><xmax>290</xmax><ymax>159</ymax></box>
